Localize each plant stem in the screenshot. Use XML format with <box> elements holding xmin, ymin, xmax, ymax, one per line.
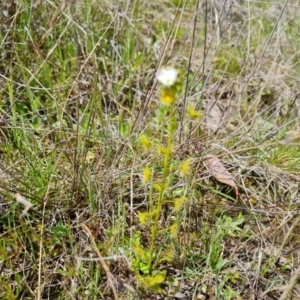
<box><xmin>148</xmin><ymin>104</ymin><xmax>175</xmax><ymax>273</ymax></box>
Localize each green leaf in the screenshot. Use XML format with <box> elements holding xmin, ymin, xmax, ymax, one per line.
<box><xmin>144</xmin><ymin>271</ymin><xmax>166</xmax><ymax>286</ymax></box>
<box><xmin>138</xmin><ymin>211</ymin><xmax>148</xmax><ymax>225</ymax></box>
<box><xmin>138</xmin><ymin>271</ymin><xmax>167</xmax><ymax>292</ymax></box>
<box><xmin>132</xmin><ymin>242</ymin><xmax>149</xmax><ymax>262</ymax></box>
<box><xmin>133</xmin><ymin>52</ymin><xmax>143</xmax><ymax>70</ymax></box>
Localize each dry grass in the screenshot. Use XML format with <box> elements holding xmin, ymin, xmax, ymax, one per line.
<box><xmin>0</xmin><ymin>0</ymin><xmax>300</xmax><ymax>299</ymax></box>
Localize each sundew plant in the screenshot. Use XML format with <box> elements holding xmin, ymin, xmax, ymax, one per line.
<box><xmin>132</xmin><ymin>66</ymin><xmax>195</xmax><ymax>291</ymax></box>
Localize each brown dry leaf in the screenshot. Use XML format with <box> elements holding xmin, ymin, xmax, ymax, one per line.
<box><xmin>205</xmin><ymin>103</ymin><xmax>222</xmax><ymax>133</ymax></box>
<box><xmin>203</xmin><ymin>154</ymin><xmax>239</xmax><ymax>200</ymax></box>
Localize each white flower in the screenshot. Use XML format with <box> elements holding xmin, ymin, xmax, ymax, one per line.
<box><xmin>156</xmin><ymin>66</ymin><xmax>178</xmax><ymax>86</ymax></box>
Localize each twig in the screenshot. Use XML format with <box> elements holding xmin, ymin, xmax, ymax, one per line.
<box><xmin>279</xmin><ymin>264</ymin><xmax>300</xmax><ymax>300</ymax></box>
<box><xmin>37</xmin><ymin>200</ymin><xmax>47</xmax><ymax>300</ymax></box>
<box><xmin>81</xmin><ymin>223</ymin><xmax>119</xmax><ymax>300</ymax></box>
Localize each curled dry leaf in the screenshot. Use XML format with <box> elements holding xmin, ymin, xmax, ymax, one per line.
<box><xmin>205</xmin><ymin>103</ymin><xmax>222</xmax><ymax>133</ymax></box>
<box><xmin>15</xmin><ymin>193</ymin><xmax>33</xmax><ymax>218</ymax></box>
<box><xmin>203</xmin><ymin>154</ymin><xmax>239</xmax><ymax>200</ymax></box>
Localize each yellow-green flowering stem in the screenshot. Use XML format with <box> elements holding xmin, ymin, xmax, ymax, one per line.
<box><xmin>148</xmin><ymin>104</ymin><xmax>176</xmax><ymax>272</ymax></box>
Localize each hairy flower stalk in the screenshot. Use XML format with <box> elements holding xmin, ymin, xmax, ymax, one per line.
<box><xmin>147</xmin><ymin>67</ymin><xmax>178</xmax><ymax>272</ymax></box>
